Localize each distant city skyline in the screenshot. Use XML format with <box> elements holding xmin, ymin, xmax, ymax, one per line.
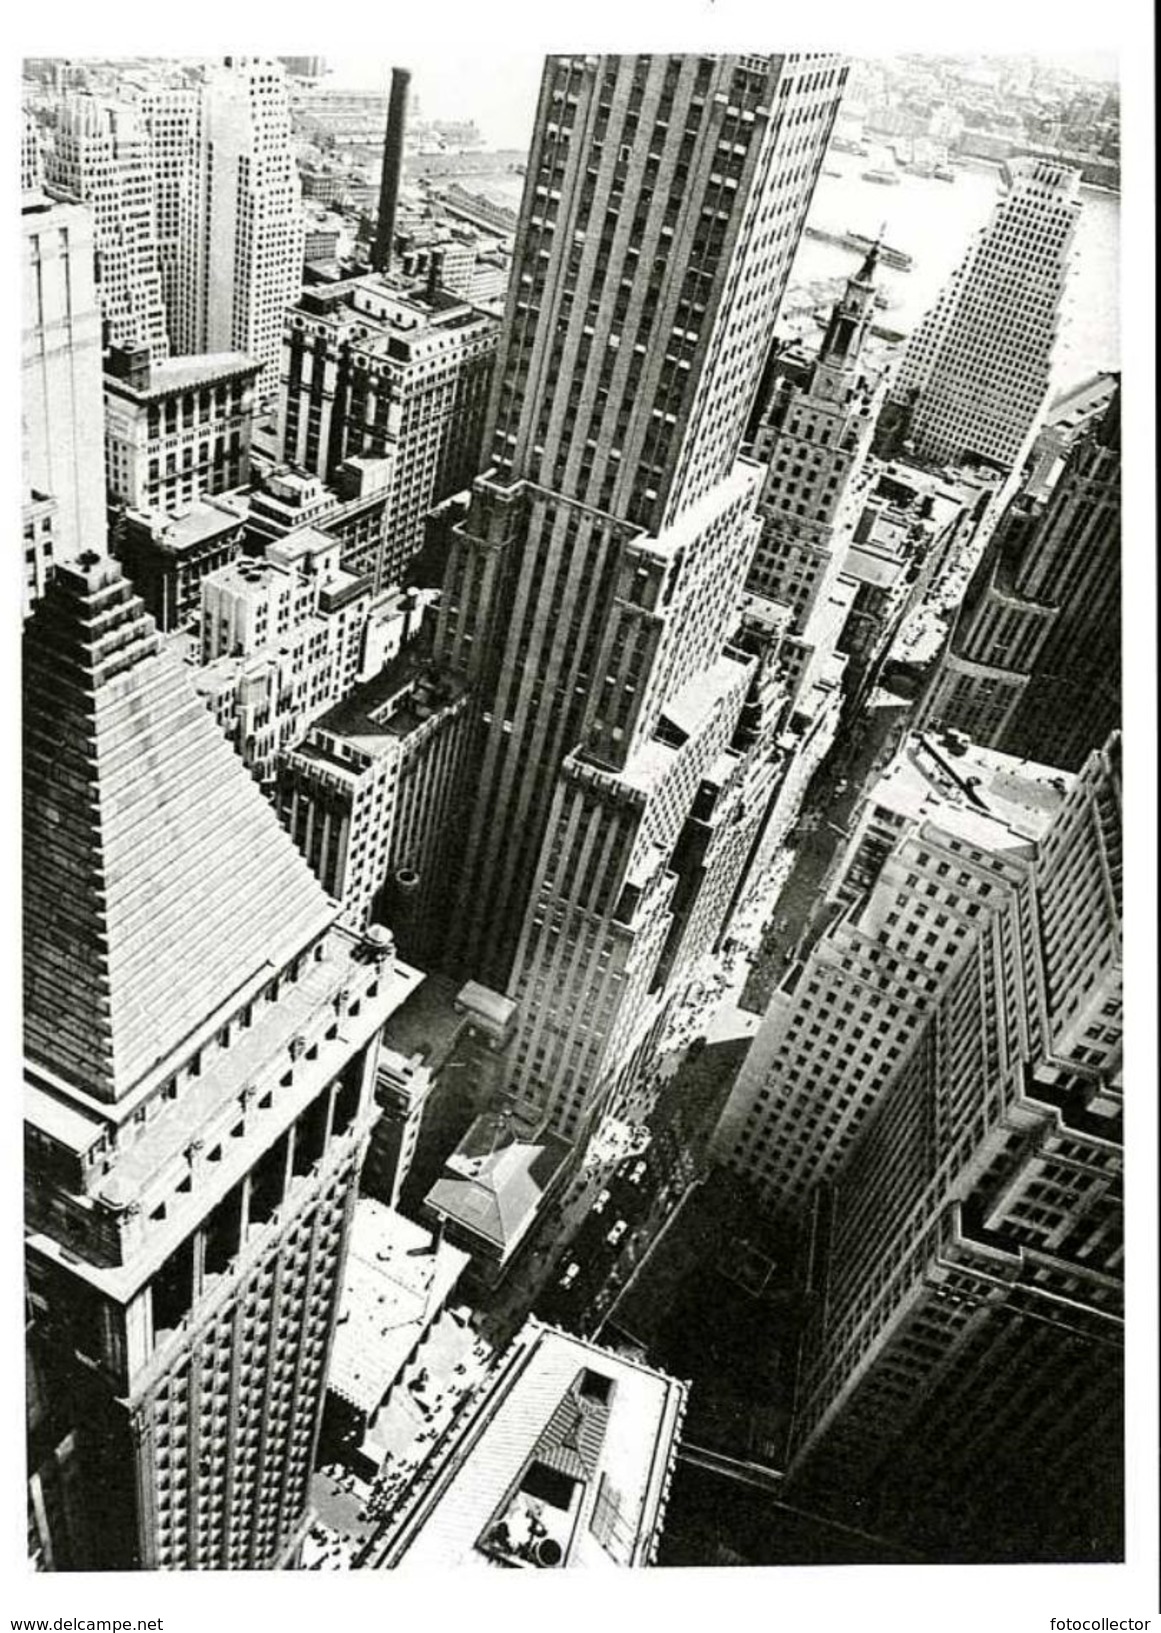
<box><xmin>326</xmin><ymin>55</ymin><xmax>543</xmax><ymax>148</ymax></box>
<box><xmin>322</xmin><ymin>51</ymin><xmax>1118</xmax><ymax>151</ymax></box>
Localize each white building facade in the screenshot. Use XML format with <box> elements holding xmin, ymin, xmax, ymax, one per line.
<box><xmin>891</xmin><ymin>158</ymin><xmax>1081</xmax><ymax>470</ymax></box>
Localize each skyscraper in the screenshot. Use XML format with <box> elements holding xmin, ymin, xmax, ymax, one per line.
<box><xmin>784</xmin><ymin>736</ymin><xmax>1122</xmax><ymax>1562</ymax></box>
<box><xmin>24</xmin><ymin>555</ymin><xmax>423</xmax><ymax>1569</ymax></box>
<box><xmin>746</xmin><ymin>245</ymin><xmax>883</xmax><ymax>630</ymax></box>
<box><xmin>918</xmin><ymin>384</ymin><xmax>1121</xmax><ymax>771</ymax></box>
<box><xmin>43</xmin><ymin>94</ymin><xmax>170</xmax><ymax>359</ymax></box>
<box><xmin>180</xmin><ymin>58</ymin><xmax>304</xmax><ymax>402</ymax></box>
<box><xmin>888</xmin><ymin>157</ymin><xmax>1081</xmax><ymax>470</ymax></box>
<box><xmin>22</xmin><ymin>187</ymin><xmax>107</xmax><ymax>590</ymax></box>
<box><xmin>431</xmin><ymin>53</ymin><xmax>848</xmax><ymax>1137</ymax></box>
<box><xmin>712</xmin><ymin>731</ymin><xmax>1074</xmax><ymax>1219</ymax></box>
<box><xmin>22</xmin><ymin>108</ymin><xmax>44</xmax><ymax>194</ymax></box>
<box><xmin>133</xmin><ymin>81</ymin><xmax>202</xmax><ymax>348</ymax></box>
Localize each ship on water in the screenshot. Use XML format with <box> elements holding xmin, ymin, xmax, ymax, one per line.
<box><xmin>862</xmin><ymin>165</ymin><xmax>902</xmax><ymax>186</ymax></box>
<box><xmin>804</xmin><ymin>225</ymin><xmax>913</xmax><ymax>271</ymax></box>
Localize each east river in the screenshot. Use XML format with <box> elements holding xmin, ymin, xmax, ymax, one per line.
<box><xmin>470</xmin><ymin>136</ymin><xmax>1120</xmax><ymax>395</ymax></box>
<box><xmin>790</xmin><ymin>140</ymin><xmax>1119</xmax><ymax>392</ymax></box>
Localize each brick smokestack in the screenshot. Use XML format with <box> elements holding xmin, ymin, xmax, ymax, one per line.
<box><xmin>373</xmin><ymin>66</ymin><xmax>411</xmax><ymax>275</ymax></box>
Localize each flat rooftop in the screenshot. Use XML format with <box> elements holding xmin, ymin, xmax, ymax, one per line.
<box><xmin>305</xmin><ymin>651</ymin><xmax>467</xmax><ymax>747</ymax></box>
<box><xmin>328</xmin><ymin>1200</ymin><xmax>470</xmax><ymax>1419</ymax></box>
<box><xmin>383</xmin><ymin>1318</ymin><xmax>687</xmax><ymax>1568</ymax></box>
<box><xmin>869</xmin><ymin>731</ymin><xmax>1073</xmax><ymax>850</ymax></box>
<box><xmin>107</xmin><ymin>351</ymin><xmax>259</xmax><ymax>400</ymax></box>
<box><xmin>123</xmin><ymin>495</ymin><xmax>245</xmax><ymax>554</ymax></box>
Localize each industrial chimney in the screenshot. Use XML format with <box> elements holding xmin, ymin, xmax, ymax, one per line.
<box><xmin>373</xmin><ymin>66</ymin><xmax>411</xmax><ymax>275</ymax></box>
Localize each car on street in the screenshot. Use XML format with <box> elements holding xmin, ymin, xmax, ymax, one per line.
<box><xmin>607</xmin><ymin>1220</ymin><xmax>628</xmax><ymax>1246</ymax></box>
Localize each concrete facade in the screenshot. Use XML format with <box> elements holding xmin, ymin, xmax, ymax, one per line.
<box><xmin>23</xmin><ymin>554</ymin><xmax>423</xmax><ymax>1569</ymax></box>
<box><xmin>104</xmin><ymin>345</ymin><xmax>259</xmax><ymax>517</ymax></box>
<box><xmin>889</xmin><ymin>157</ymin><xmax>1081</xmax><ymax>470</ymax></box>
<box><xmin>433</xmin><ymin>55</ymin><xmax>848</xmax><ymax>1142</ymax></box>
<box><xmin>22</xmin><ymin>194</ymin><xmax>107</xmax><ymax>577</ymax></box>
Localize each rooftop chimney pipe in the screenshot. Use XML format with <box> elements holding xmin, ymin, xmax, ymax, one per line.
<box><xmin>373</xmin><ymin>66</ymin><xmax>410</xmax><ymax>275</ymax></box>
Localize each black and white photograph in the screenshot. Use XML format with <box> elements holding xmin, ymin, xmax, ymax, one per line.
<box><xmin>8</xmin><ymin>2</ymin><xmax>1156</xmax><ymax>1626</ymax></box>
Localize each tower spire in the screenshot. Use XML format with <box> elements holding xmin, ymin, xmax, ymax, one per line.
<box><xmin>855</xmin><ymin>224</ymin><xmax>886</xmax><ymax>284</ymax></box>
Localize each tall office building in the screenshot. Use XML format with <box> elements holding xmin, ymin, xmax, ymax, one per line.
<box><xmin>432</xmin><ymin>54</ymin><xmax>847</xmax><ymax>1137</ymax></box>
<box><xmin>24</xmin><ymin>554</ymin><xmax>422</xmax><ymax>1570</ymax></box>
<box><xmin>22</xmin><ymin>188</ymin><xmax>107</xmax><ymax>590</ymax></box>
<box><xmin>277</xmin><ymin>657</ymin><xmax>473</xmax><ymax>966</ymax></box>
<box><xmin>919</xmin><ymin>385</ymin><xmax>1121</xmax><ymax>772</ymax></box>
<box><xmin>133</xmin><ymin>82</ymin><xmax>202</xmax><ymax>347</ymax></box>
<box><xmin>785</xmin><ymin>737</ymin><xmax>1122</xmax><ymax>1561</ymax></box>
<box><xmin>712</xmin><ymin>731</ymin><xmax>1073</xmax><ymax>1220</ymax></box>
<box><xmin>888</xmin><ymin>158</ymin><xmax>1081</xmax><ymax>470</ymax></box>
<box><xmin>103</xmin><ymin>342</ymin><xmax>260</xmax><ymax>516</ymax></box>
<box><xmin>279</xmin><ymin>277</ymin><xmax>499</xmax><ymax>590</ymax></box>
<box><xmin>43</xmin><ymin>94</ymin><xmax>170</xmax><ymax>359</ymax></box>
<box><xmin>746</xmin><ymin>246</ymin><xmax>882</xmax><ymax>629</ymax></box>
<box><xmin>180</xmin><ymin>58</ymin><xmax>304</xmax><ymax>401</ymax></box>
<box><xmin>22</xmin><ymin>109</ymin><xmax>44</xmax><ymax>194</ymax></box>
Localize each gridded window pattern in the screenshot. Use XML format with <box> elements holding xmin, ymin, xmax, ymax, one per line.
<box><xmin>895</xmin><ymin>158</ymin><xmax>1081</xmax><ymax>470</ymax></box>
<box><xmin>143</xmin><ymin>1173</ymin><xmax>351</xmax><ymax>1571</ymax></box>
<box><xmin>488</xmin><ymin>55</ymin><xmax>847</xmax><ymax>537</ymax></box>
<box><xmin>43</xmin><ymin>95</ymin><xmax>170</xmax><ymax>359</ymax></box>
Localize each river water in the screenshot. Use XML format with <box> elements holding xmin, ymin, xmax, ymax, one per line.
<box><xmin>790</xmin><ymin>142</ymin><xmax>1119</xmax><ymax>392</ymax></box>
<box><xmin>470</xmin><ymin>138</ymin><xmax>1119</xmax><ymax>395</ymax></box>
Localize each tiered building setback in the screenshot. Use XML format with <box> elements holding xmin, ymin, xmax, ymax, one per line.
<box><xmin>433</xmin><ymin>53</ymin><xmax>848</xmax><ymax>1138</ymax></box>
<box><xmin>23</xmin><ymin>555</ymin><xmax>423</xmax><ymax>1569</ymax></box>
<box><xmin>919</xmin><ymin>385</ymin><xmax>1121</xmax><ymax>771</ymax></box>
<box><xmin>785</xmin><ymin>737</ymin><xmax>1122</xmax><ymax>1562</ymax></box>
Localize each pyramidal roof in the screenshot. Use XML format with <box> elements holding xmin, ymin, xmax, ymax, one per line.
<box><xmin>24</xmin><ymin>553</ymin><xmax>337</xmax><ymax>1104</ymax></box>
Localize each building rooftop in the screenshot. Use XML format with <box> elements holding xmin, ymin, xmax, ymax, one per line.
<box><xmin>382</xmin><ymin>1318</ymin><xmax>687</xmax><ymax>1568</ymax></box>
<box><xmin>870</xmin><ymin>731</ymin><xmax>1073</xmax><ymax>851</ymax></box>
<box><xmin>23</xmin><ymin>554</ymin><xmax>338</xmax><ymax>1106</ymax></box>
<box><xmin>294</xmin><ymin>272</ymin><xmax>496</xmax><ymax>356</ymax></box>
<box><xmin>455</xmin><ymin>981</ymin><xmax>517</xmax><ymax>1032</ymax></box>
<box><xmin>844</xmin><ymin>539</ymin><xmax>905</xmax><ymax>590</ymax></box>
<box><xmin>301</xmin><ymin>649</ymin><xmax>468</xmax><ymax>753</ymax></box>
<box><xmin>426</xmin><ymin>1110</ymin><xmax>571</xmax><ymax>1258</ymax></box>
<box><xmin>122</xmin><ymin>495</ymin><xmax>246</xmax><ymax>555</ymax></box>
<box><xmin>328</xmin><ymin>1200</ymin><xmax>469</xmax><ymax>1420</ymax></box>
<box><xmin>105</xmin><ymin>350</ymin><xmax>260</xmax><ymax>401</ymax></box>
<box><xmin>620</xmin><ymin>651</ymin><xmax>752</xmax><ymax>794</ymax></box>
<box><xmin>1045</xmin><ymin>370</ymin><xmax>1119</xmax><ymax>432</ymax></box>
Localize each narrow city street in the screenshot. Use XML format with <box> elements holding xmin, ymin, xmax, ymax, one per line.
<box><xmin>741</xmin><ymin>689</ymin><xmax>913</xmax><ymax>1012</ymax></box>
